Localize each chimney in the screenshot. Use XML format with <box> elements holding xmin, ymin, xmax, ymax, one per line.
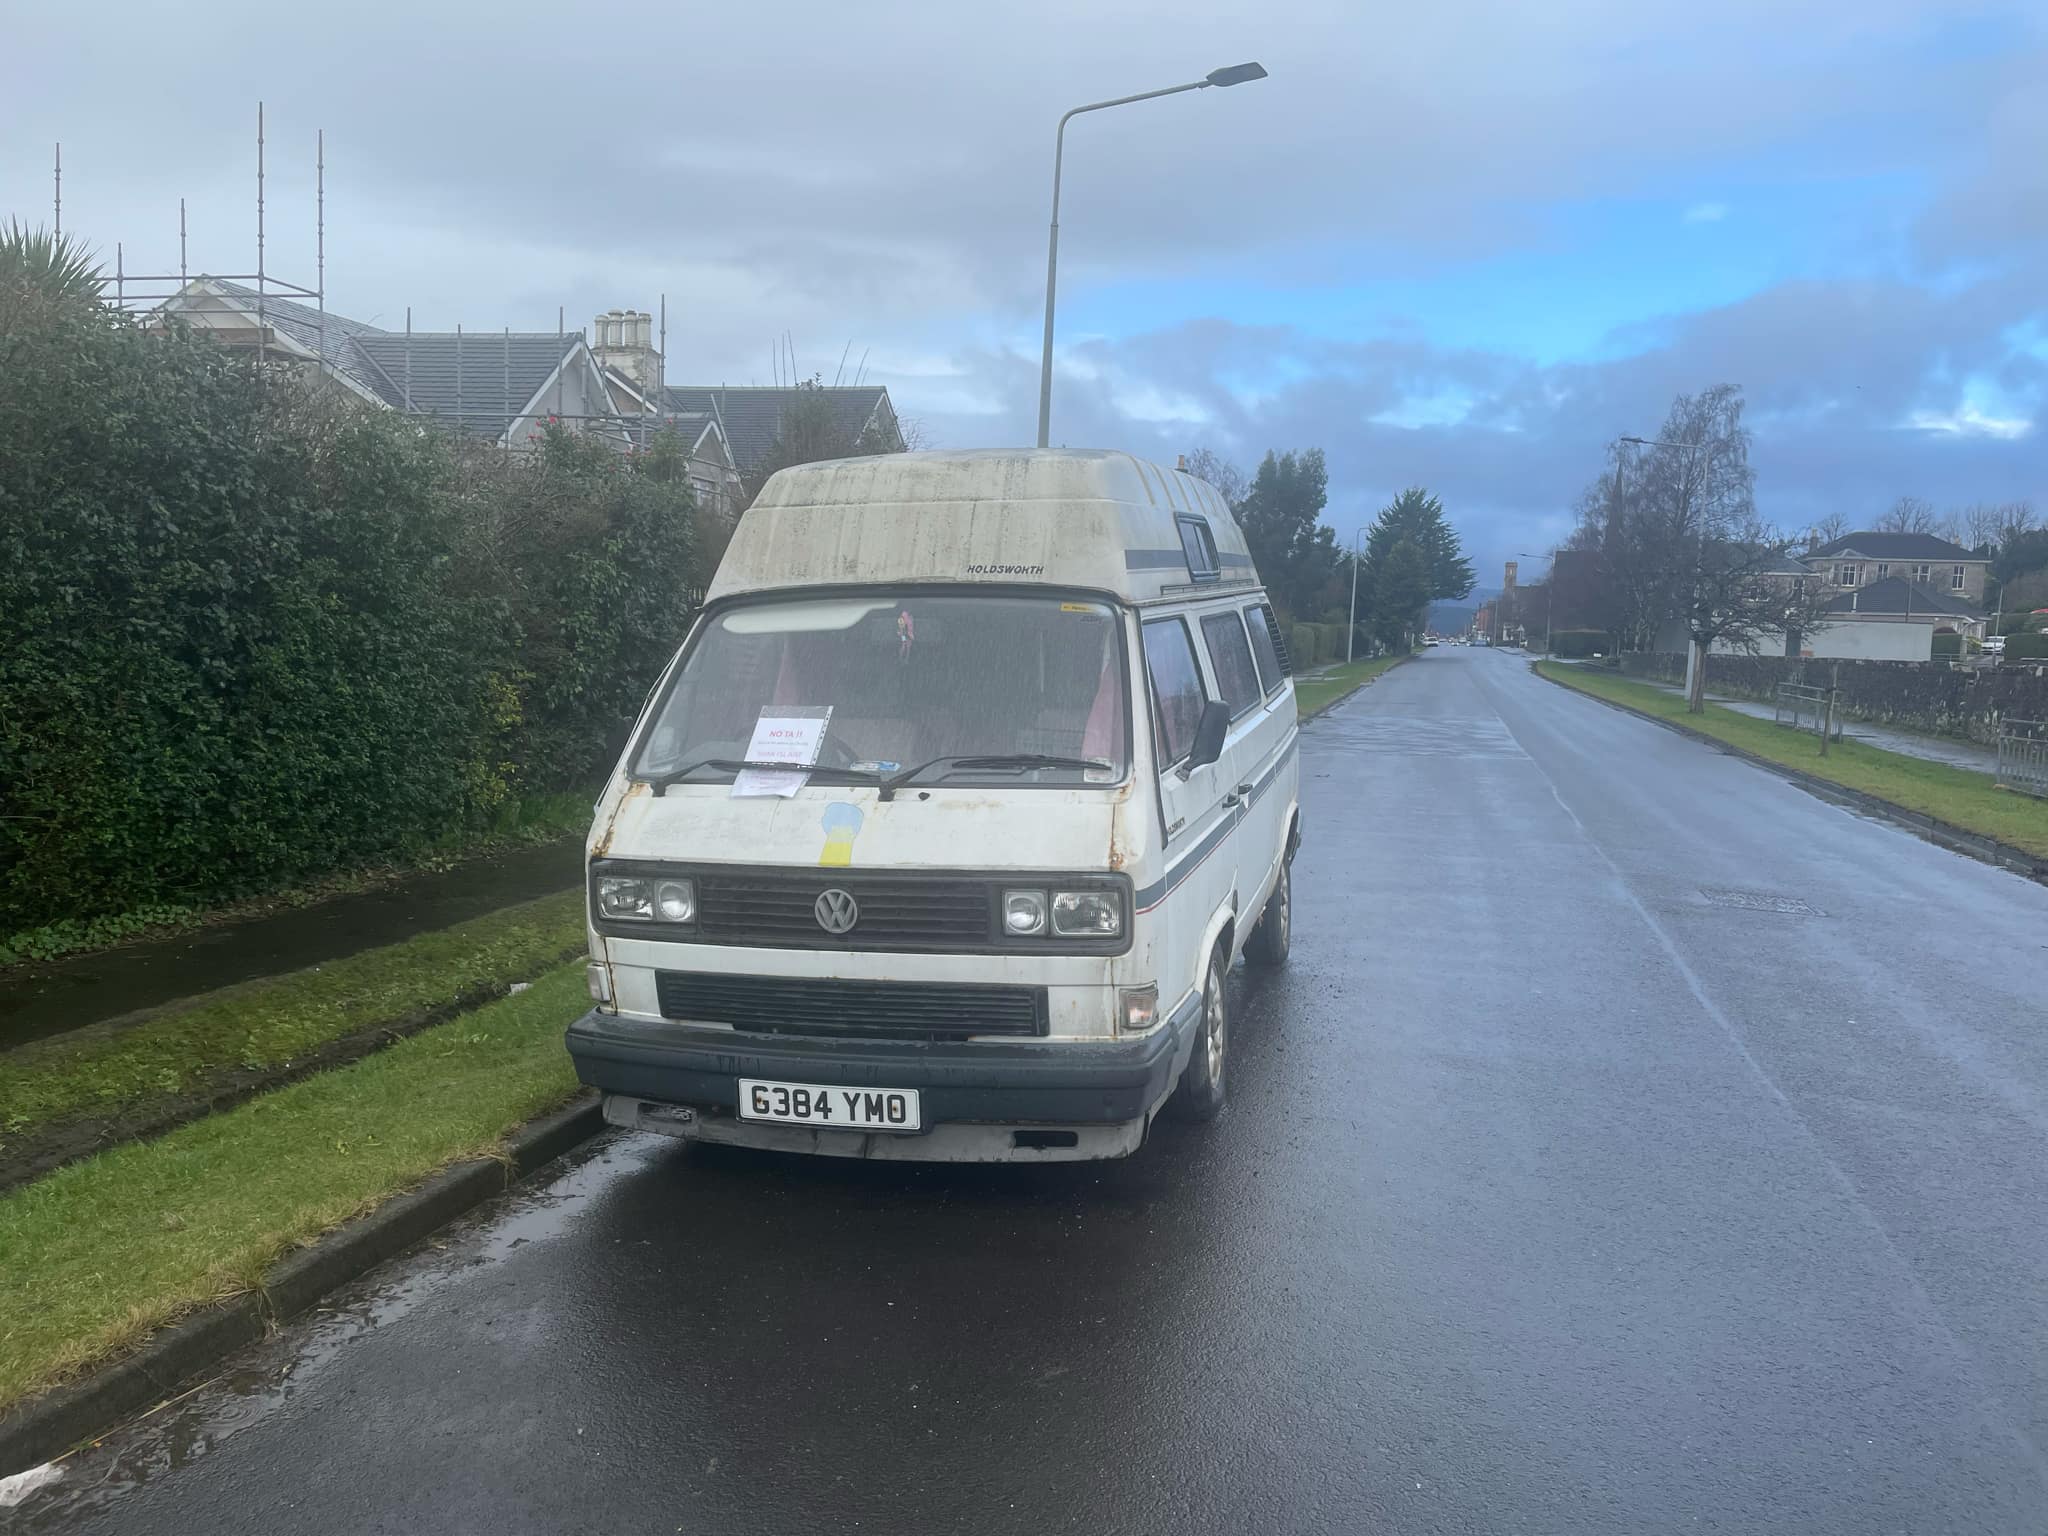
<box><xmin>592</xmin><ymin>306</ymin><xmax>663</xmax><ymax>395</ymax></box>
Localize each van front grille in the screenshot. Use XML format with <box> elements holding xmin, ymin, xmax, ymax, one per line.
<box><xmin>654</xmin><ymin>972</ymin><xmax>1047</xmax><ymax>1041</ymax></box>
<box><xmin>695</xmin><ymin>871</ymin><xmax>992</xmax><ymax>950</ymax></box>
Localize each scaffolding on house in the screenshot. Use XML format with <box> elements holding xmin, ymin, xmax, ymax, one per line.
<box><xmin>61</xmin><ymin>111</ymin><xmax>713</xmax><ymax>459</ymax></box>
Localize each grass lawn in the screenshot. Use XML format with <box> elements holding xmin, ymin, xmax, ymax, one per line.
<box><xmin>0</xmin><ymin>963</ymin><xmax>588</xmax><ymax>1412</ymax></box>
<box><xmin>1295</xmin><ymin>654</ymin><xmax>1411</xmax><ymax>718</ymax></box>
<box><xmin>0</xmin><ymin>889</ymin><xmax>586</xmax><ymax>1150</ymax></box>
<box><xmin>1537</xmin><ymin>662</ymin><xmax>2048</xmax><ymax>859</ymax></box>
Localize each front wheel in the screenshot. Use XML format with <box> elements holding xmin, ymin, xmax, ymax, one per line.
<box><xmin>1166</xmin><ymin>945</ymin><xmax>1229</xmax><ymax>1122</ymax></box>
<box><xmin>1244</xmin><ymin>859</ymin><xmax>1291</xmax><ymax>968</ymax></box>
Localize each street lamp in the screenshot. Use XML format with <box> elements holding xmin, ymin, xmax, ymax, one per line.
<box><xmin>1035</xmin><ymin>62</ymin><xmax>1268</xmax><ymax>448</ymax></box>
<box><xmin>1346</xmin><ymin>525</ymin><xmax>1367</xmax><ymax>663</ymax></box>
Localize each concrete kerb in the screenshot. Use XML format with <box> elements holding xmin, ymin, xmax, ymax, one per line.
<box><xmin>0</xmin><ymin>1093</ymin><xmax>607</xmax><ymax>1479</ymax></box>
<box><xmin>1534</xmin><ymin>664</ymin><xmax>2048</xmax><ymax>889</ymax></box>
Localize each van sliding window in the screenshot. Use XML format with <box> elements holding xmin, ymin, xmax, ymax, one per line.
<box><xmin>1175</xmin><ymin>516</ymin><xmax>1221</xmax><ymax>583</ymax></box>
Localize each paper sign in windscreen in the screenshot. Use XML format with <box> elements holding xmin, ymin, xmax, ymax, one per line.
<box><xmin>732</xmin><ymin>706</ymin><xmax>833</xmax><ymax>797</ymax></box>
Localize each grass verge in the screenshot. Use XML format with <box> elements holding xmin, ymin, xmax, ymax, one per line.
<box><xmin>0</xmin><ymin>890</ymin><xmax>585</xmax><ymax>1159</ymax></box>
<box><xmin>0</xmin><ymin>964</ymin><xmax>587</xmax><ymax>1413</ymax></box>
<box><xmin>1295</xmin><ymin>654</ymin><xmax>1410</xmax><ymax>718</ymax></box>
<box><xmin>0</xmin><ymin>791</ymin><xmax>591</xmax><ymax>969</ymax></box>
<box><xmin>1537</xmin><ymin>662</ymin><xmax>2048</xmax><ymax>859</ymax></box>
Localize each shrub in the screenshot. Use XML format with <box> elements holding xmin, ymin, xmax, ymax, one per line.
<box><xmin>2006</xmin><ymin>631</ymin><xmax>2048</xmax><ymax>661</ymax></box>
<box><xmin>1290</xmin><ymin>625</ymin><xmax>1321</xmax><ymax>667</ymax></box>
<box><xmin>1550</xmin><ymin>629</ymin><xmax>1614</xmax><ymax>659</ymax></box>
<box><xmin>0</xmin><ymin>288</ymin><xmax>696</xmax><ymax>934</ymax></box>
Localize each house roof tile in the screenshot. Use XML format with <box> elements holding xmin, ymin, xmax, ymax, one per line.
<box><xmin>1821</xmin><ymin>576</ymin><xmax>1981</xmax><ymax>618</ymax></box>
<box><xmin>660</xmin><ymin>386</ymin><xmax>893</xmax><ymax>474</ymax></box>
<box><xmin>1808</xmin><ymin>532</ymin><xmax>1981</xmax><ymax>561</ymax></box>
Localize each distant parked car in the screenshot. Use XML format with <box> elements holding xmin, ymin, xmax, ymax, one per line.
<box><xmin>1425</xmin><ymin>637</ymin><xmax>1441</xmax><ymax>647</ymax></box>
<box><xmin>1983</xmin><ymin>635</ymin><xmax>2005</xmax><ymax>655</ymax></box>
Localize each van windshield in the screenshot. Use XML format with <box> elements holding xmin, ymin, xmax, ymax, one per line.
<box><xmin>634</xmin><ymin>594</ymin><xmax>1129</xmax><ymax>788</ymax></box>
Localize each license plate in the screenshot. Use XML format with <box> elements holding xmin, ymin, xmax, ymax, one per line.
<box><xmin>738</xmin><ymin>1078</ymin><xmax>921</xmax><ymax>1131</ymax></box>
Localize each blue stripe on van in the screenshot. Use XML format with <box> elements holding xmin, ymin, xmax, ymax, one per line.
<box><xmin>1124</xmin><ymin>548</ymin><xmax>1188</xmax><ymax>571</ymax></box>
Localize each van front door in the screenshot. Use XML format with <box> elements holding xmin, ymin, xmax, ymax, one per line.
<box><xmin>1142</xmin><ymin>617</ymin><xmax>1236</xmax><ymax>1005</ymax></box>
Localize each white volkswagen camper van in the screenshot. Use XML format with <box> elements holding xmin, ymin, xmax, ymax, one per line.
<box><xmin>567</xmin><ymin>448</ymin><xmax>1299</xmax><ymax>1161</ymax></box>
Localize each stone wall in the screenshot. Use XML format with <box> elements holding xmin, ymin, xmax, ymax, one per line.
<box><xmin>1617</xmin><ymin>652</ymin><xmax>2048</xmax><ymax>745</ymax></box>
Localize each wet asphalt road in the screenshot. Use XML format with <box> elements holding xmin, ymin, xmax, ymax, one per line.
<box><xmin>18</xmin><ymin>649</ymin><xmax>2048</xmax><ymax>1533</ymax></box>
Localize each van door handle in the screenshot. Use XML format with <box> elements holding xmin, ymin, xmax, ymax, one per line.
<box><xmin>1223</xmin><ymin>781</ymin><xmax>1253</xmax><ymax>807</ymax></box>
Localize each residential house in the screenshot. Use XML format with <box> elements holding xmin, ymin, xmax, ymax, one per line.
<box><xmin>156</xmin><ymin>279</ymin><xmax>622</xmax><ymax>450</ymax></box>
<box><xmin>1690</xmin><ymin>531</ymin><xmax>1990</xmax><ymax>661</ymax></box>
<box><xmin>585</xmin><ymin>309</ymin><xmax>746</xmax><ymax>518</ymax></box>
<box><xmin>1796</xmin><ymin>531</ymin><xmax>1988</xmax><ymax>659</ymax></box>
<box><xmin>1805</xmin><ymin>532</ymin><xmax>1990</xmax><ymax>605</ymax></box>
<box><xmin>660</xmin><ymin>385</ymin><xmax>904</xmax><ymax>481</ymax></box>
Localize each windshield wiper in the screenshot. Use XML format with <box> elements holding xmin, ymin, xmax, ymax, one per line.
<box><xmin>878</xmin><ymin>753</ymin><xmax>1111</xmax><ymax>802</ymax></box>
<box><xmin>645</xmin><ymin>759</ymin><xmax>883</xmax><ymax>798</ymax></box>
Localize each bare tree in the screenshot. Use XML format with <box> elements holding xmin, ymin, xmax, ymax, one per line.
<box><xmin>1567</xmin><ymin>441</ymin><xmax>1671</xmax><ymax>651</ymax></box>
<box><xmin>1614</xmin><ymin>386</ymin><xmax>1831</xmax><ymax>710</ymax></box>
<box><xmin>1877</xmin><ymin>496</ymin><xmax>1941</xmax><ymax>534</ymax></box>
<box><xmin>1997</xmin><ymin>501</ymin><xmax>2040</xmax><ymax>545</ymax></box>
<box><xmin>1183</xmin><ymin>446</ymin><xmax>1248</xmax><ymax>507</ymax></box>
<box><xmin>1958</xmin><ymin>503</ymin><xmax>2006</xmax><ymax>553</ymax></box>
<box><xmin>1803</xmin><ymin>510</ymin><xmax>1850</xmax><ymax>548</ymax></box>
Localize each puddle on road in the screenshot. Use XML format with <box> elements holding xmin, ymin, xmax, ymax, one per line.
<box><xmin>5</xmin><ymin>1135</ymin><xmax>658</xmax><ymax>1530</ymax></box>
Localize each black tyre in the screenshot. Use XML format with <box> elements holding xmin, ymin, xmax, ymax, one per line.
<box><xmin>1167</xmin><ymin>944</ymin><xmax>1229</xmax><ymax>1123</ymax></box>
<box><xmin>1244</xmin><ymin>859</ymin><xmax>1291</xmax><ymax>969</ymax></box>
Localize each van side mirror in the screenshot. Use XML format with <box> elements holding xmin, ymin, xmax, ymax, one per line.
<box><xmin>1187</xmin><ymin>700</ymin><xmax>1231</xmax><ymax>771</ymax></box>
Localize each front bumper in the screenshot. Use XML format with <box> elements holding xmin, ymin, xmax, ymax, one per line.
<box><xmin>564</xmin><ymin>994</ymin><xmax>1195</xmax><ymax>1129</ymax></box>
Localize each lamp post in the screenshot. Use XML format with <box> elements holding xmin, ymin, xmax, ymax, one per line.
<box><xmin>1036</xmin><ymin>62</ymin><xmax>1267</xmax><ymax>448</ymax></box>
<box><xmin>1516</xmin><ymin>551</ymin><xmax>1555</xmax><ymax>659</ymax></box>
<box><xmin>1346</xmin><ymin>525</ymin><xmax>1367</xmax><ymax>663</ymax></box>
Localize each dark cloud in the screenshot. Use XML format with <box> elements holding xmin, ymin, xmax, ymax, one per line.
<box><xmin>922</xmin><ymin>252</ymin><xmax>2048</xmax><ymax>577</ymax></box>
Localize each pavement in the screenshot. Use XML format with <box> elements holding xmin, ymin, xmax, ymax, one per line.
<box><xmin>0</xmin><ymin>840</ymin><xmax>582</xmax><ymax>1053</ymax></box>
<box><xmin>1619</xmin><ymin>670</ymin><xmax>2001</xmax><ymax>775</ymax></box>
<box><xmin>14</xmin><ymin>648</ymin><xmax>2048</xmax><ymax>1533</ymax></box>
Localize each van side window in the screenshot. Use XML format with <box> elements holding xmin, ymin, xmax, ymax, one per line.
<box><xmin>1200</xmin><ymin>612</ymin><xmax>1263</xmax><ymax>718</ymax></box>
<box><xmin>1142</xmin><ymin>619</ymin><xmax>1207</xmax><ymax>766</ymax></box>
<box><xmin>1175</xmin><ymin>516</ymin><xmax>1220</xmax><ymax>583</ymax></box>
<box><xmin>1243</xmin><ymin>604</ymin><xmax>1285</xmax><ymax>693</ymax></box>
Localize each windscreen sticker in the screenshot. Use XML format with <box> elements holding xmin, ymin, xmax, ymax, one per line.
<box><xmin>819</xmin><ymin>802</ymin><xmax>865</xmax><ymax>866</ymax></box>
<box><xmin>732</xmin><ymin>705</ymin><xmax>832</xmax><ymax>798</ymax></box>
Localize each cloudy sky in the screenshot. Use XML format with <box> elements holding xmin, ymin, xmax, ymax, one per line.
<box><xmin>7</xmin><ymin>0</ymin><xmax>2045</xmax><ymax>581</ymax></box>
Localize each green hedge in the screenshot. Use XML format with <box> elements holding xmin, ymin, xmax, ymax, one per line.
<box><xmin>1550</xmin><ymin>629</ymin><xmax>1613</xmax><ymax>659</ymax></box>
<box><xmin>1999</xmin><ymin>611</ymin><xmax>2048</xmax><ymax>636</ymax></box>
<box><xmin>2006</xmin><ymin>631</ymin><xmax>2048</xmax><ymax>660</ymax></box>
<box><xmin>1931</xmin><ymin>632</ymin><xmax>1963</xmax><ymax>658</ymax></box>
<box><xmin>0</xmin><ymin>286</ymin><xmax>697</xmax><ymax>934</ymax></box>
<box><xmin>1290</xmin><ymin>624</ymin><xmax>1321</xmax><ymax>667</ymax></box>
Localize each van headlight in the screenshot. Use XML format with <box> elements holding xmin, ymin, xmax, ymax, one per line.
<box><xmin>1051</xmin><ymin>889</ymin><xmax>1124</xmax><ymax>938</ymax></box>
<box><xmin>596</xmin><ymin>873</ymin><xmax>694</xmax><ymax>925</ymax></box>
<box><xmin>1002</xmin><ymin>889</ymin><xmax>1049</xmax><ymax>935</ymax></box>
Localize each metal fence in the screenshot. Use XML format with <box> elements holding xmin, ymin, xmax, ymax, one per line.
<box><xmin>1773</xmin><ymin>683</ymin><xmax>1841</xmax><ymax>741</ymax></box>
<box><xmin>1996</xmin><ymin>720</ymin><xmax>2048</xmax><ymax>799</ymax></box>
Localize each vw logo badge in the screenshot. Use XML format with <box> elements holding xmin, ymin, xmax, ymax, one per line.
<box><xmin>814</xmin><ymin>888</ymin><xmax>860</xmax><ymax>935</ymax></box>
